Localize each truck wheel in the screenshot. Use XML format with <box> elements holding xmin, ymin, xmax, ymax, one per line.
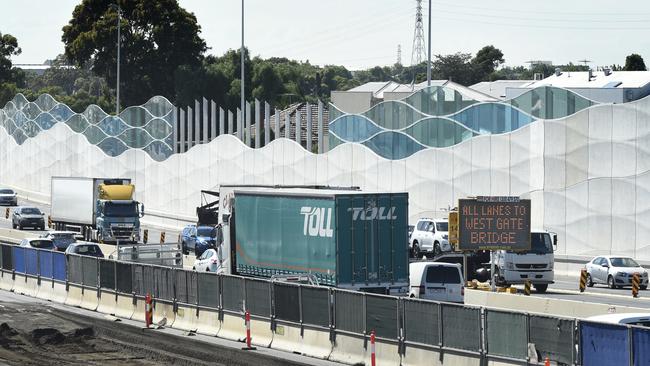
<box><xmin>534</xmin><ymin>284</ymin><xmax>548</xmax><ymax>293</ymax></box>
<box><xmin>433</xmin><ymin>242</ymin><xmax>442</xmax><ymax>256</ymax></box>
<box><xmin>411</xmin><ymin>243</ymin><xmax>420</xmax><ymax>259</ymax></box>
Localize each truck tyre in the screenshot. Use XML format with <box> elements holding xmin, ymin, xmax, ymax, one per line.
<box><xmin>411</xmin><ymin>243</ymin><xmax>421</xmax><ymax>259</ymax></box>
<box><xmin>433</xmin><ymin>242</ymin><xmax>441</xmax><ymax>256</ymax></box>
<box><xmin>534</xmin><ymin>284</ymin><xmax>548</xmax><ymax>293</ymax></box>
<box><xmin>586</xmin><ymin>273</ymin><xmax>594</xmax><ymax>287</ymax></box>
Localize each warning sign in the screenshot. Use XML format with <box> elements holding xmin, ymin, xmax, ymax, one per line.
<box><xmin>458</xmin><ymin>197</ymin><xmax>531</xmax><ymax>251</ymax></box>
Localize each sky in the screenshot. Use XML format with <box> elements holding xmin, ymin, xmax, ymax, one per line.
<box><xmin>3</xmin><ymin>0</ymin><xmax>650</xmax><ymax>70</ymax></box>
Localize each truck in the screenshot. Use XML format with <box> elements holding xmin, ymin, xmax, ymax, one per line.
<box><xmin>214</xmin><ymin>186</ymin><xmax>410</xmax><ymax>294</ymax></box>
<box><xmin>50</xmin><ymin>177</ymin><xmax>144</xmax><ymax>243</ymax></box>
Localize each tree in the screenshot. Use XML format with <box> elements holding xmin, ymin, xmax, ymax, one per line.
<box><xmin>62</xmin><ymin>0</ymin><xmax>207</xmax><ymax>108</ymax></box>
<box><xmin>252</xmin><ymin>62</ymin><xmax>284</xmax><ymax>104</ymax></box>
<box><xmin>624</xmin><ymin>54</ymin><xmax>647</xmax><ymax>71</ymax></box>
<box><xmin>432</xmin><ymin>53</ymin><xmax>474</xmax><ymax>85</ymax></box>
<box><xmin>0</xmin><ymin>31</ymin><xmax>23</xmax><ymax>106</ymax></box>
<box><xmin>472</xmin><ymin>45</ymin><xmax>504</xmax><ymax>82</ymax></box>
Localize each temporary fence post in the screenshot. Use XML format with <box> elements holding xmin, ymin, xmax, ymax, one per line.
<box><xmin>370</xmin><ymin>330</ymin><xmax>376</xmax><ymax>366</ymax></box>
<box><xmin>579</xmin><ymin>269</ymin><xmax>587</xmax><ymax>292</ymax></box>
<box><xmin>145</xmin><ymin>292</ymin><xmax>153</xmax><ymax>328</ymax></box>
<box><xmin>242</xmin><ymin>310</ymin><xmax>257</xmax><ymax>350</ymax></box>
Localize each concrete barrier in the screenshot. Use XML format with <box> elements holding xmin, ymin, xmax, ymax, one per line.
<box><xmin>23</xmin><ymin>276</ymin><xmax>39</xmax><ymax>297</ymax></box>
<box><xmin>153</xmin><ymin>300</ymin><xmax>176</xmax><ymax>328</ymax></box>
<box><xmin>195</xmin><ymin>308</ymin><xmax>219</xmax><ymax>336</ymax></box>
<box><xmin>171</xmin><ymin>305</ymin><xmax>198</xmax><ymax>332</ymax></box>
<box><xmin>50</xmin><ymin>281</ymin><xmax>67</xmax><ymax>304</ymax></box>
<box><xmin>217</xmin><ymin>313</ymin><xmax>246</xmax><ymax>342</ymax></box>
<box><xmin>65</xmin><ymin>284</ymin><xmax>83</xmax><ymax>307</ymax></box>
<box><xmin>401</xmin><ymin>346</ymin><xmax>482</xmax><ymax>366</ymax></box>
<box><xmin>466</xmin><ymin>289</ymin><xmax>650</xmax><ymax>318</ymax></box>
<box><xmin>0</xmin><ymin>272</ymin><xmax>13</xmax><ymax>291</ymax></box>
<box><xmin>272</xmin><ymin>324</ymin><xmax>333</xmax><ymax>359</ymax></box>
<box><xmin>328</xmin><ymin>334</ymin><xmax>368</xmax><ymax>365</ymax></box>
<box><xmin>96</xmin><ymin>290</ymin><xmax>117</xmax><ymax>315</ymax></box>
<box><xmin>12</xmin><ymin>274</ymin><xmax>28</xmax><ymax>295</ymax></box>
<box><xmin>35</xmin><ymin>280</ymin><xmax>53</xmax><ymax>301</ymax></box>
<box><xmin>114</xmin><ymin>293</ymin><xmax>135</xmax><ymax>319</ymax></box>
<box><xmin>249</xmin><ymin>318</ymin><xmax>273</xmax><ymax>348</ymax></box>
<box><xmin>79</xmin><ymin>287</ymin><xmax>99</xmax><ymax>311</ymax></box>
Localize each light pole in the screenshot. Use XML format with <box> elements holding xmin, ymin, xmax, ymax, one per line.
<box><xmin>240</xmin><ymin>0</ymin><xmax>245</xmax><ymax>137</ymax></box>
<box><xmin>427</xmin><ymin>0</ymin><xmax>431</xmax><ymax>86</ymax></box>
<box><xmin>110</xmin><ymin>3</ymin><xmax>121</xmax><ymax>115</ymax></box>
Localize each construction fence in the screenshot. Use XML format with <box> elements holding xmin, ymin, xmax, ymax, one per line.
<box><xmin>1</xmin><ymin>243</ymin><xmax>649</xmax><ymax>365</ymax></box>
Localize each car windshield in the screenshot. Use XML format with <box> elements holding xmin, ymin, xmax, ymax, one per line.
<box><xmin>0</xmin><ymin>189</ymin><xmax>13</xmax><ymax>194</ymax></box>
<box><xmin>529</xmin><ymin>233</ymin><xmax>553</xmax><ymax>254</ymax></box>
<box><xmin>21</xmin><ymin>208</ymin><xmax>41</xmax><ymax>215</ymax></box>
<box><xmin>610</xmin><ymin>257</ymin><xmax>640</xmax><ymax>267</ymax></box>
<box><xmin>436</xmin><ymin>222</ymin><xmax>448</xmax><ymax>231</ymax></box>
<box><xmin>29</xmin><ymin>240</ymin><xmax>53</xmax><ymax>249</ymax></box>
<box><xmin>104</xmin><ymin>202</ymin><xmax>137</xmax><ymax>217</ymax></box>
<box><xmin>197</xmin><ymin>227</ymin><xmax>215</xmax><ymax>237</ymax></box>
<box><xmin>76</xmin><ymin>245</ymin><xmax>102</xmax><ymax>256</ymax></box>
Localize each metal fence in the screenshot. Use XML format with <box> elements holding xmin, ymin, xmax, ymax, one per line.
<box><xmin>3</xmin><ymin>243</ymin><xmax>650</xmax><ymax>365</ymax></box>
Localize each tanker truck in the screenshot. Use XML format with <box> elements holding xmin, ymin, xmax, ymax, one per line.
<box><xmin>212</xmin><ymin>185</ymin><xmax>410</xmax><ymax>295</ymax></box>
<box><xmin>50</xmin><ymin>177</ymin><xmax>144</xmax><ymax>243</ymax></box>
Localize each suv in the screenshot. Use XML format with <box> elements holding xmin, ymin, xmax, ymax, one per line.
<box><xmin>0</xmin><ymin>188</ymin><xmax>17</xmax><ymax>206</ymax></box>
<box><xmin>409</xmin><ymin>218</ymin><xmax>450</xmax><ymax>258</ymax></box>
<box><xmin>180</xmin><ymin>224</ymin><xmax>217</xmax><ymax>257</ymax></box>
<box><xmin>12</xmin><ymin>207</ymin><xmax>45</xmax><ymax>230</ymax></box>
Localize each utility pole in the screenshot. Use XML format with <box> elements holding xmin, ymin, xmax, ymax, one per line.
<box><xmin>240</xmin><ymin>0</ymin><xmax>245</xmax><ymax>137</ymax></box>
<box><xmin>427</xmin><ymin>0</ymin><xmax>431</xmax><ymax>86</ymax></box>
<box><xmin>110</xmin><ymin>3</ymin><xmax>122</xmax><ymax>115</ymax></box>
<box><xmin>397</xmin><ymin>44</ymin><xmax>402</xmax><ymax>66</ymax></box>
<box><xmin>411</xmin><ymin>0</ymin><xmax>426</xmax><ymax>67</ymax></box>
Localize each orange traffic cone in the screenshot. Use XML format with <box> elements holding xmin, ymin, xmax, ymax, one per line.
<box><xmin>545</xmin><ymin>357</ymin><xmax>550</xmax><ymax>366</ymax></box>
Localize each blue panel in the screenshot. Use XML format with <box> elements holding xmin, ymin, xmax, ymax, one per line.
<box><xmin>450</xmin><ymin>103</ymin><xmax>535</xmax><ymax>134</ymax></box>
<box><xmin>25</xmin><ymin>249</ymin><xmax>38</xmax><ymax>275</ymax></box>
<box><xmin>52</xmin><ymin>252</ymin><xmax>67</xmax><ymax>281</ymax></box>
<box><xmin>13</xmin><ymin>246</ymin><xmax>25</xmax><ymax>273</ymax></box>
<box><xmin>362</xmin><ymin>131</ymin><xmax>425</xmax><ymax>160</ymax></box>
<box><xmin>329</xmin><ymin>115</ymin><xmax>382</xmax><ymax>142</ymax></box>
<box><xmin>634</xmin><ymin>327</ymin><xmax>650</xmax><ymax>366</ymax></box>
<box><xmin>581</xmin><ymin>322</ymin><xmax>630</xmax><ymax>366</ymax></box>
<box><xmin>39</xmin><ymin>250</ymin><xmax>53</xmax><ymax>279</ymax></box>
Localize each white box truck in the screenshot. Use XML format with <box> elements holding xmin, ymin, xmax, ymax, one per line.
<box><xmin>50</xmin><ymin>177</ymin><xmax>144</xmax><ymax>243</ymax></box>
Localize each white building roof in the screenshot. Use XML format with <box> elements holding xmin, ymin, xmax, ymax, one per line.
<box><xmin>348</xmin><ymin>80</ymin><xmax>497</xmax><ymax>101</ymax></box>
<box><xmin>522</xmin><ymin>70</ymin><xmax>650</xmax><ymax>89</ymax></box>
<box><xmin>471</xmin><ymin>80</ymin><xmax>534</xmax><ymax>99</ymax></box>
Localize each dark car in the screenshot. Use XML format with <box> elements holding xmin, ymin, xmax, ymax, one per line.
<box><xmin>180</xmin><ymin>224</ymin><xmax>217</xmax><ymax>257</ymax></box>
<box><xmin>12</xmin><ymin>207</ymin><xmax>45</xmax><ymax>230</ymax></box>
<box><xmin>0</xmin><ymin>188</ymin><xmax>17</xmax><ymax>206</ymax></box>
<box><xmin>65</xmin><ymin>243</ymin><xmax>104</xmax><ymax>258</ymax></box>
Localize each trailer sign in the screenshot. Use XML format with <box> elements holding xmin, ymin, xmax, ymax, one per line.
<box><xmin>458</xmin><ymin>197</ymin><xmax>531</xmax><ymax>251</ymax></box>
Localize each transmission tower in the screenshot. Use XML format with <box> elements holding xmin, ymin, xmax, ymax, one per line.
<box><xmin>397</xmin><ymin>44</ymin><xmax>402</xmax><ymax>65</ymax></box>
<box><xmin>411</xmin><ymin>0</ymin><xmax>427</xmax><ymax>66</ymax></box>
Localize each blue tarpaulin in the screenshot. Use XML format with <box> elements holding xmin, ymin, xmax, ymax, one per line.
<box><xmin>25</xmin><ymin>249</ymin><xmax>38</xmax><ymax>275</ymax></box>
<box><xmin>13</xmin><ymin>246</ymin><xmax>25</xmax><ymax>273</ymax></box>
<box><xmin>634</xmin><ymin>327</ymin><xmax>650</xmax><ymax>366</ymax></box>
<box><xmin>39</xmin><ymin>250</ymin><xmax>53</xmax><ymax>279</ymax></box>
<box><xmin>581</xmin><ymin>322</ymin><xmax>630</xmax><ymax>366</ymax></box>
<box><xmin>52</xmin><ymin>252</ymin><xmax>66</xmax><ymax>281</ymax></box>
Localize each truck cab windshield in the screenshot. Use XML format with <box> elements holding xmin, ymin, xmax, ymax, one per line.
<box><xmin>197</xmin><ymin>226</ymin><xmax>216</xmax><ymax>237</ymax></box>
<box><xmin>104</xmin><ymin>203</ymin><xmax>137</xmax><ymax>217</ymax></box>
<box><xmin>507</xmin><ymin>233</ymin><xmax>553</xmax><ymax>254</ymax></box>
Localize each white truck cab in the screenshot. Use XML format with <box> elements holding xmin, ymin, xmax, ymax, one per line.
<box><xmin>492</xmin><ymin>230</ymin><xmax>557</xmax><ymax>293</ymax></box>
<box><xmin>410</xmin><ymin>218</ymin><xmax>451</xmax><ymax>258</ymax></box>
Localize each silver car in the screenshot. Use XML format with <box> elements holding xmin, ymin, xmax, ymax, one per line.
<box><xmin>0</xmin><ymin>188</ymin><xmax>17</xmax><ymax>206</ymax></box>
<box><xmin>585</xmin><ymin>256</ymin><xmax>648</xmax><ymax>289</ymax></box>
<box><xmin>12</xmin><ymin>206</ymin><xmax>45</xmax><ymax>230</ymax></box>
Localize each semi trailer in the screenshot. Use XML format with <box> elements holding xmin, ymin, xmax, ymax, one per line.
<box><xmin>214</xmin><ymin>186</ymin><xmax>410</xmax><ymax>294</ymax></box>
<box><xmin>50</xmin><ymin>177</ymin><xmax>144</xmax><ymax>243</ymax></box>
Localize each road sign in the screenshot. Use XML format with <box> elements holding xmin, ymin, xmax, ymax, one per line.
<box><xmin>458</xmin><ymin>196</ymin><xmax>531</xmax><ymax>251</ymax></box>
<box><xmin>448</xmin><ymin>211</ymin><xmax>459</xmax><ymax>248</ymax></box>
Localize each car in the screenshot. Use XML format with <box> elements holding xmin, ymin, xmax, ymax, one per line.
<box><xmin>586</xmin><ymin>313</ymin><xmax>650</xmax><ymax>327</ymax></box>
<box><xmin>192</xmin><ymin>248</ymin><xmax>221</xmax><ymax>272</ymax></box>
<box><xmin>409</xmin><ymin>262</ymin><xmax>464</xmax><ymax>303</ymax></box>
<box><xmin>40</xmin><ymin>231</ymin><xmax>77</xmax><ymax>252</ymax></box>
<box><xmin>180</xmin><ymin>224</ymin><xmax>217</xmax><ymax>257</ymax></box>
<box><xmin>0</xmin><ymin>188</ymin><xmax>17</xmax><ymax>206</ymax></box>
<box><xmin>408</xmin><ymin>224</ymin><xmax>415</xmax><ymax>240</ymax></box>
<box><xmin>19</xmin><ymin>238</ymin><xmax>55</xmax><ymax>250</ymax></box>
<box><xmin>585</xmin><ymin>256</ymin><xmax>648</xmax><ymax>290</ymax></box>
<box><xmin>11</xmin><ymin>206</ymin><xmax>45</xmax><ymax>230</ymax></box>
<box><xmin>65</xmin><ymin>243</ymin><xmax>104</xmax><ymax>258</ymax></box>
<box><xmin>409</xmin><ymin>218</ymin><xmax>451</xmax><ymax>258</ymax></box>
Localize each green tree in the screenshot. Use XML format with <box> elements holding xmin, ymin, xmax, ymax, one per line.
<box><xmin>62</xmin><ymin>0</ymin><xmax>207</xmax><ymax>108</ymax></box>
<box><xmin>432</xmin><ymin>52</ymin><xmax>474</xmax><ymax>85</ymax></box>
<box><xmin>624</xmin><ymin>53</ymin><xmax>647</xmax><ymax>71</ymax></box>
<box><xmin>252</xmin><ymin>61</ymin><xmax>284</xmax><ymax>104</ymax></box>
<box><xmin>471</xmin><ymin>45</ymin><xmax>504</xmax><ymax>82</ymax></box>
<box><xmin>0</xmin><ymin>31</ymin><xmax>23</xmax><ymax>106</ymax></box>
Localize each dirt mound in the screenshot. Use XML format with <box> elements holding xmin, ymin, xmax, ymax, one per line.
<box><xmin>31</xmin><ymin>328</ymin><xmax>65</xmax><ymax>345</ymax></box>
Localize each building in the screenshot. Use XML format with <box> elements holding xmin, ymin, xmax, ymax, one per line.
<box><xmin>470</xmin><ymin>80</ymin><xmax>534</xmax><ymax>100</ymax></box>
<box><xmin>505</xmin><ymin>70</ymin><xmax>650</xmax><ymax>103</ymax></box>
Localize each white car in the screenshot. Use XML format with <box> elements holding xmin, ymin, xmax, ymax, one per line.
<box><xmin>586</xmin><ymin>313</ymin><xmax>650</xmax><ymax>327</ymax></box>
<box><xmin>192</xmin><ymin>248</ymin><xmax>221</xmax><ymax>272</ymax></box>
<box><xmin>409</xmin><ymin>262</ymin><xmax>464</xmax><ymax>303</ymax></box>
<box><xmin>19</xmin><ymin>238</ymin><xmax>54</xmax><ymax>250</ymax></box>
<box><xmin>585</xmin><ymin>256</ymin><xmax>648</xmax><ymax>289</ymax></box>
<box><xmin>409</xmin><ymin>218</ymin><xmax>450</xmax><ymax>258</ymax></box>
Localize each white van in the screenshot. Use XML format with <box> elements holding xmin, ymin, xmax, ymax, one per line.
<box><xmin>409</xmin><ymin>262</ymin><xmax>464</xmax><ymax>303</ymax></box>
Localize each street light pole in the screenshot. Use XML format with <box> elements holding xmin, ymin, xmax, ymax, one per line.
<box><xmin>116</xmin><ymin>4</ymin><xmax>121</xmax><ymax>115</ymax></box>
<box><xmin>427</xmin><ymin>0</ymin><xmax>431</xmax><ymax>86</ymax></box>
<box><xmin>240</xmin><ymin>0</ymin><xmax>245</xmax><ymax>135</ymax></box>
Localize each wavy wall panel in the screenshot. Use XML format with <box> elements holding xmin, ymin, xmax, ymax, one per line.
<box><xmin>3</xmin><ymin>94</ymin><xmax>650</xmax><ymax>260</ymax></box>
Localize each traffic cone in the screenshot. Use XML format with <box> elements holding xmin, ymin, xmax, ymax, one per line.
<box><xmin>545</xmin><ymin>356</ymin><xmax>550</xmax><ymax>366</ymax></box>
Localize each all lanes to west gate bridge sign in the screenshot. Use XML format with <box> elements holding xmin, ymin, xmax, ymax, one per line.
<box><xmin>458</xmin><ymin>197</ymin><xmax>531</xmax><ymax>251</ymax></box>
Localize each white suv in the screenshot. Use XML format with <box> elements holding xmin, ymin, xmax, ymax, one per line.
<box><xmin>409</xmin><ymin>218</ymin><xmax>451</xmax><ymax>258</ymax></box>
